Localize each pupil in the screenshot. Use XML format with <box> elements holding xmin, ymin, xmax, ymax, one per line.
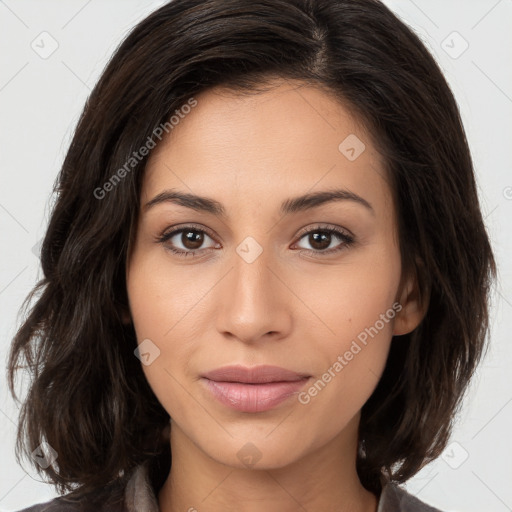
<box><xmin>311</xmin><ymin>232</ymin><xmax>330</xmax><ymax>250</ymax></box>
<box><xmin>184</xmin><ymin>230</ymin><xmax>203</xmax><ymax>250</ymax></box>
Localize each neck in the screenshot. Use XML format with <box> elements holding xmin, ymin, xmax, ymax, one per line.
<box><xmin>157</xmin><ymin>418</ymin><xmax>378</xmax><ymax>512</ymax></box>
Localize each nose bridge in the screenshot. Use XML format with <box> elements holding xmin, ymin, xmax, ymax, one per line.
<box><xmin>232</xmin><ymin>234</ymin><xmax>276</xmax><ymax>309</ymax></box>
<box><xmin>215</xmin><ymin>232</ymin><xmax>291</xmax><ymax>342</ymax></box>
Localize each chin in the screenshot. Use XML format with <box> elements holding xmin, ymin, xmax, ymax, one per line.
<box><xmin>199</xmin><ymin>432</ymin><xmax>307</xmax><ymax>471</ymax></box>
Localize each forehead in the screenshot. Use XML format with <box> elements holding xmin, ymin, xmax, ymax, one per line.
<box><xmin>142</xmin><ymin>80</ymin><xmax>392</xmax><ymax>217</ymax></box>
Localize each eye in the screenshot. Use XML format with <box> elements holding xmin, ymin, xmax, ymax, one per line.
<box><xmin>155</xmin><ymin>223</ymin><xmax>355</xmax><ymax>258</ymax></box>
<box><xmin>293</xmin><ymin>225</ymin><xmax>355</xmax><ymax>256</ymax></box>
<box><xmin>156</xmin><ymin>224</ymin><xmax>219</xmax><ymax>257</ymax></box>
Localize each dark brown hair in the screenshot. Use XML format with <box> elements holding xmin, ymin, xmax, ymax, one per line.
<box><xmin>8</xmin><ymin>0</ymin><xmax>496</xmax><ymax>502</ymax></box>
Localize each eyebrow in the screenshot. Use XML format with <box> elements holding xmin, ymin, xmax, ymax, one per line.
<box><xmin>143</xmin><ymin>188</ymin><xmax>374</xmax><ymax>217</ymax></box>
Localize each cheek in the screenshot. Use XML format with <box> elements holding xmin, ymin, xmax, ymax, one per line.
<box><xmin>126</xmin><ymin>250</ymin><xmax>212</xmax><ymax>412</ymax></box>
<box><xmin>127</xmin><ymin>248</ymin><xmax>207</xmax><ymax>344</ymax></box>
<box><xmin>294</xmin><ymin>240</ymin><xmax>401</xmax><ymax>350</ymax></box>
<box><xmin>292</xmin><ymin>243</ymin><xmax>400</xmax><ymax>412</ymax></box>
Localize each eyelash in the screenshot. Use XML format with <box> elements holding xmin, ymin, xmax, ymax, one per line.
<box><xmin>155</xmin><ymin>223</ymin><xmax>355</xmax><ymax>258</ymax></box>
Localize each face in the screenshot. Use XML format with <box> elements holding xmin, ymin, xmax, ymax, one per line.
<box><xmin>126</xmin><ymin>79</ymin><xmax>420</xmax><ymax>470</ymax></box>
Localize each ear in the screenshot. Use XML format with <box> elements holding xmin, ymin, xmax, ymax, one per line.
<box><xmin>393</xmin><ymin>263</ymin><xmax>429</xmax><ymax>336</ymax></box>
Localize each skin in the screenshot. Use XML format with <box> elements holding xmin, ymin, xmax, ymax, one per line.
<box><xmin>125</xmin><ymin>78</ymin><xmax>425</xmax><ymax>512</ymax></box>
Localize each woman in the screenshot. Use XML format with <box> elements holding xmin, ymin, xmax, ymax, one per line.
<box><xmin>8</xmin><ymin>0</ymin><xmax>495</xmax><ymax>511</ymax></box>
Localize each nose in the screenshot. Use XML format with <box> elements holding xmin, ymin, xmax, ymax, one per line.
<box><xmin>215</xmin><ymin>241</ymin><xmax>292</xmax><ymax>345</ymax></box>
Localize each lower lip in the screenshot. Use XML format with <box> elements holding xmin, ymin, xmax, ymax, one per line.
<box><xmin>201</xmin><ymin>378</ymin><xmax>310</xmax><ymax>413</ymax></box>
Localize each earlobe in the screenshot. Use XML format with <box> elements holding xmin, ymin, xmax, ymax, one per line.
<box><xmin>393</xmin><ymin>268</ymin><xmax>429</xmax><ymax>336</ymax></box>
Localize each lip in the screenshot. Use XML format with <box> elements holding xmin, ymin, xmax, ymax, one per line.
<box><xmin>200</xmin><ymin>365</ymin><xmax>310</xmax><ymax>413</ymax></box>
<box><xmin>202</xmin><ymin>364</ymin><xmax>309</xmax><ymax>384</ymax></box>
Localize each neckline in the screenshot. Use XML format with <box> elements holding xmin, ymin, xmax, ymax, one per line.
<box><xmin>125</xmin><ymin>462</ymin><xmax>397</xmax><ymax>512</ymax></box>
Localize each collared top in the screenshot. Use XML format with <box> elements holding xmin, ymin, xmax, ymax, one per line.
<box><xmin>17</xmin><ymin>462</ymin><xmax>443</xmax><ymax>512</ymax></box>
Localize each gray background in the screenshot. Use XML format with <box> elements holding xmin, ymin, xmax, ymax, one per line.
<box><xmin>1</xmin><ymin>0</ymin><xmax>511</xmax><ymax>510</ymax></box>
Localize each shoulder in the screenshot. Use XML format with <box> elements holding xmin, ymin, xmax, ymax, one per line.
<box><xmin>14</xmin><ymin>484</ymin><xmax>126</xmax><ymax>512</ymax></box>
<box><xmin>15</xmin><ymin>496</ymin><xmax>126</xmax><ymax>512</ymax></box>
<box><xmin>378</xmin><ymin>482</ymin><xmax>444</xmax><ymax>512</ymax></box>
<box><xmin>13</xmin><ymin>462</ymin><xmax>157</xmax><ymax>512</ymax></box>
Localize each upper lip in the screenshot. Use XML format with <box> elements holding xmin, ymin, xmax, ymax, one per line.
<box><xmin>201</xmin><ymin>365</ymin><xmax>310</xmax><ymax>384</ymax></box>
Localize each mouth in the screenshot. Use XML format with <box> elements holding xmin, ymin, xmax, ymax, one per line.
<box><xmin>200</xmin><ymin>365</ymin><xmax>311</xmax><ymax>413</ymax></box>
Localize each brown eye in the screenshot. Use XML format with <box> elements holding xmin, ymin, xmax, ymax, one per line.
<box><xmin>180</xmin><ymin>230</ymin><xmax>205</xmax><ymax>250</ymax></box>
<box><xmin>157</xmin><ymin>226</ymin><xmax>218</xmax><ymax>257</ymax></box>
<box><xmin>307</xmin><ymin>231</ymin><xmax>333</xmax><ymax>251</ymax></box>
<box><xmin>294</xmin><ymin>226</ymin><xmax>355</xmax><ymax>256</ymax></box>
